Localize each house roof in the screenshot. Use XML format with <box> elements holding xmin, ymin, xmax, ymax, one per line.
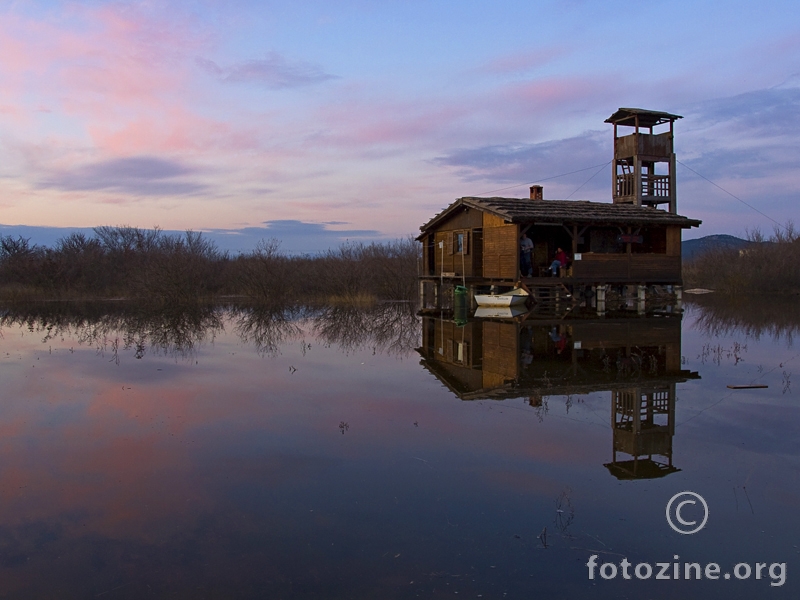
<box><xmin>419</xmin><ymin>197</ymin><xmax>702</xmax><ymax>235</ymax></box>
<box><xmin>605</xmin><ymin>108</ymin><xmax>682</xmax><ymax>128</ymax></box>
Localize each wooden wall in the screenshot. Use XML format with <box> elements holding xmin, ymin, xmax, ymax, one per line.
<box><xmin>615</xmin><ymin>131</ymin><xmax>672</xmax><ymax>158</ymax></box>
<box><xmin>482</xmin><ymin>321</ymin><xmax>519</xmax><ymax>382</ymax></box>
<box><xmin>427</xmin><ymin>319</ymin><xmax>481</xmax><ymax>369</ymax></box>
<box><xmin>433</xmin><ymin>230</ymin><xmax>479</xmax><ymax>276</ymax></box>
<box><xmin>483</xmin><ymin>221</ymin><xmax>518</xmax><ymax>279</ymax></box>
<box><xmin>572</xmin><ymin>254</ymin><xmax>681</xmax><ymax>283</ymax></box>
<box><xmin>666</xmin><ymin>226</ymin><xmax>681</xmax><ymax>257</ymax></box>
<box><xmin>572</xmin><ymin>319</ymin><xmax>680</xmax><ymax>364</ymax></box>
<box><xmin>483</xmin><ymin>213</ymin><xmax>507</xmax><ymax>228</ymax></box>
<box><xmin>425</xmin><ymin>206</ymin><xmax>484</xmax><ymax>277</ymax></box>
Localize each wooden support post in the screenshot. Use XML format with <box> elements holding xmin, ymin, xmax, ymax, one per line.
<box><xmin>433</xmin><ymin>281</ymin><xmax>440</xmax><ymax>309</ymax></box>
<box><xmin>596</xmin><ymin>285</ymin><xmax>607</xmax><ymax>316</ymax></box>
<box><xmin>572</xmin><ymin>224</ymin><xmax>578</xmax><ymax>256</ymax></box>
<box><xmin>669</xmin><ymin>151</ymin><xmax>677</xmax><ymax>214</ymax></box>
<box><xmin>612</xmin><ymin>123</ymin><xmax>619</xmax><ymax>200</ymax></box>
<box><xmin>668</xmin><ymin>383</ymin><xmax>677</xmax><ymax>437</ymax></box>
<box><xmin>572</xmin><ymin>348</ymin><xmax>578</xmax><ymax>376</ymax></box>
<box><xmin>675</xmin><ymin>285</ymin><xmax>682</xmax><ymax>310</ymax></box>
<box><xmin>637</xmin><ymin>285</ymin><xmax>646</xmax><ymax>315</ymax></box>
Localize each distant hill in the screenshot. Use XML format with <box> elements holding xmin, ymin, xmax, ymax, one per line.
<box><xmin>682</xmin><ymin>234</ymin><xmax>752</xmax><ymax>260</ymax></box>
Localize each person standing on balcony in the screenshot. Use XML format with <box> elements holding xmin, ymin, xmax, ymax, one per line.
<box><xmin>519</xmin><ymin>233</ymin><xmax>534</xmax><ymax>277</ymax></box>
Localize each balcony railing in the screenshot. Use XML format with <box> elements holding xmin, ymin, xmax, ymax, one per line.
<box><xmin>615</xmin><ymin>174</ymin><xmax>670</xmax><ymax>198</ymax></box>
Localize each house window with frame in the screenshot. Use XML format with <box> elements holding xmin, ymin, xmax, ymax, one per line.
<box><xmin>452</xmin><ymin>231</ymin><xmax>469</xmax><ymax>254</ymax></box>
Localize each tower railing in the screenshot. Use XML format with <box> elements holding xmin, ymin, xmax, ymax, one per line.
<box><xmin>614</xmin><ymin>173</ymin><xmax>671</xmax><ymax>200</ymax></box>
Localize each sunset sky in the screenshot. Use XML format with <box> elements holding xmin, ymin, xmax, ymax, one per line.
<box><xmin>1</xmin><ymin>1</ymin><xmax>798</xmax><ymax>252</ymax></box>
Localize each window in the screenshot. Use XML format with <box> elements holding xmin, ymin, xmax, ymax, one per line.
<box><xmin>453</xmin><ymin>341</ymin><xmax>470</xmax><ymax>365</ymax></box>
<box><xmin>451</xmin><ymin>230</ymin><xmax>469</xmax><ymax>255</ymax></box>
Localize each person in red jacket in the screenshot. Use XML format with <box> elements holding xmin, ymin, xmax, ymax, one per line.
<box><xmin>549</xmin><ymin>247</ymin><xmax>568</xmax><ymax>276</ymax></box>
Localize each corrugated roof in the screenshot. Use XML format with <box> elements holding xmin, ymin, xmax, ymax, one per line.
<box><xmin>419</xmin><ymin>197</ymin><xmax>702</xmax><ymax>234</ymax></box>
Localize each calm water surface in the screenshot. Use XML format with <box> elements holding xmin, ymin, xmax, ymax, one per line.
<box><xmin>0</xmin><ymin>299</ymin><xmax>798</xmax><ymax>599</ymax></box>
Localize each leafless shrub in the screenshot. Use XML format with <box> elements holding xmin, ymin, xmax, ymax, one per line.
<box><xmin>234</xmin><ymin>239</ymin><xmax>298</xmax><ymax>304</ymax></box>
<box><xmin>684</xmin><ymin>221</ymin><xmax>800</xmax><ymax>294</ymax></box>
<box><xmin>0</xmin><ymin>227</ymin><xmax>420</xmax><ymax>304</ymax></box>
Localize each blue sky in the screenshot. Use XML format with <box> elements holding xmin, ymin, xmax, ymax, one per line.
<box><xmin>0</xmin><ymin>0</ymin><xmax>798</xmax><ymax>252</ymax></box>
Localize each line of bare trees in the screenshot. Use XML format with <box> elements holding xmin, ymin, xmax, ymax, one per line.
<box><xmin>0</xmin><ymin>226</ymin><xmax>420</xmax><ymax>304</ymax></box>
<box><xmin>1</xmin><ymin>298</ymin><xmax>421</xmax><ymax>360</ymax></box>
<box><xmin>683</xmin><ymin>223</ymin><xmax>800</xmax><ymax>294</ymax></box>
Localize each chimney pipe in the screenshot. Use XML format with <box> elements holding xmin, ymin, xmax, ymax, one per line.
<box><xmin>530</xmin><ymin>185</ymin><xmax>543</xmax><ymax>200</ymax></box>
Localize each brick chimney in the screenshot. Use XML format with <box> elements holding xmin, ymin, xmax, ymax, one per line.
<box><xmin>529</xmin><ymin>185</ymin><xmax>543</xmax><ymax>200</ymax></box>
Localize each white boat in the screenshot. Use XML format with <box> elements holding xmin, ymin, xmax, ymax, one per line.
<box><xmin>473</xmin><ymin>306</ymin><xmax>527</xmax><ymax>319</ymax></box>
<box><xmin>474</xmin><ymin>287</ymin><xmax>529</xmax><ymax>307</ymax></box>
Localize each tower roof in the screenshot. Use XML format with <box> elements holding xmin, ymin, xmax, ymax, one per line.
<box><xmin>605</xmin><ymin>108</ymin><xmax>682</xmax><ymax>128</ymax></box>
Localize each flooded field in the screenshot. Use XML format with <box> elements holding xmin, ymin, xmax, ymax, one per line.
<box><xmin>0</xmin><ymin>299</ymin><xmax>797</xmax><ymax>598</ymax></box>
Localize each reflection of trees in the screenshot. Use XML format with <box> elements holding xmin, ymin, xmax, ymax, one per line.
<box><xmin>689</xmin><ymin>296</ymin><xmax>800</xmax><ymax>345</ymax></box>
<box><xmin>312</xmin><ymin>302</ymin><xmax>420</xmax><ymax>357</ymax></box>
<box><xmin>232</xmin><ymin>304</ymin><xmax>304</xmax><ymax>357</ymax></box>
<box><xmin>1</xmin><ymin>302</ymin><xmax>224</xmax><ymax>360</ymax></box>
<box><xmin>0</xmin><ymin>300</ymin><xmax>423</xmax><ymax>360</ymax></box>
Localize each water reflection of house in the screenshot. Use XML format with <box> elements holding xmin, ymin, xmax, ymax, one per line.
<box><xmin>418</xmin><ymin>312</ymin><xmax>699</xmax><ymax>479</ymax></box>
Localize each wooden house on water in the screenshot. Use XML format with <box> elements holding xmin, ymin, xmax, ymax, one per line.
<box><xmin>418</xmin><ymin>109</ymin><xmax>702</xmax><ymax>308</ymax></box>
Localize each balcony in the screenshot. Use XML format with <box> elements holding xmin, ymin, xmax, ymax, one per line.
<box><xmin>615</xmin><ymin>173</ymin><xmax>671</xmax><ymax>201</ymax></box>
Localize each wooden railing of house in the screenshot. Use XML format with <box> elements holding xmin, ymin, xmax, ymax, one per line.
<box><xmin>572</xmin><ymin>254</ymin><xmax>681</xmax><ymax>282</ymax></box>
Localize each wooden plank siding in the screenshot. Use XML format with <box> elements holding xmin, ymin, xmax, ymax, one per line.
<box><xmin>483</xmin><ymin>224</ymin><xmax>519</xmax><ymax>279</ymax></box>
<box><xmin>666</xmin><ymin>226</ymin><xmax>681</xmax><ymax>257</ymax></box>
<box><xmin>572</xmin><ymin>320</ymin><xmax>680</xmax><ymax>353</ymax></box>
<box><xmin>438</xmin><ymin>206</ymin><xmax>484</xmax><ymax>231</ymax></box>
<box><xmin>431</xmin><ymin>320</ymin><xmax>480</xmax><ymax>369</ymax></box>
<box><xmin>425</xmin><ymin>206</ymin><xmax>484</xmax><ymax>277</ymax></box>
<box><xmin>481</xmin><ymin>321</ymin><xmax>519</xmax><ymax>381</ymax></box>
<box><xmin>483</xmin><ymin>213</ymin><xmax>509</xmax><ymax>228</ymax></box>
<box><xmin>615</xmin><ymin>132</ymin><xmax>672</xmax><ymax>160</ymax></box>
<box><xmin>471</xmin><ymin>230</ymin><xmax>483</xmax><ymax>277</ymax></box>
<box><xmin>572</xmin><ymin>254</ymin><xmax>680</xmax><ymax>282</ymax></box>
<box><xmin>433</xmin><ymin>230</ymin><xmax>478</xmax><ymax>277</ymax></box>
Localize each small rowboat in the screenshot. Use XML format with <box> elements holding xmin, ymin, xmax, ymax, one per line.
<box><xmin>473</xmin><ymin>306</ymin><xmax>527</xmax><ymax>319</ymax></box>
<box><xmin>474</xmin><ymin>287</ymin><xmax>529</xmax><ymax>307</ymax></box>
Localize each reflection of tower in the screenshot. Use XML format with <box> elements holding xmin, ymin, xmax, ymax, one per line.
<box><xmin>604</xmin><ymin>384</ymin><xmax>679</xmax><ymax>479</ymax></box>
<box><xmin>606</xmin><ymin>108</ymin><xmax>681</xmax><ymax>214</ymax></box>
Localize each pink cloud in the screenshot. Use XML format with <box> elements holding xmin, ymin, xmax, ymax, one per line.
<box><xmin>0</xmin><ymin>5</ymin><xmax>260</xmax><ymax>159</ymax></box>
<box><xmin>303</xmin><ymin>72</ymin><xmax>624</xmax><ymax>157</ymax></box>
<box><xmin>477</xmin><ymin>46</ymin><xmax>569</xmax><ymax>75</ymax></box>
<box><xmin>495</xmin><ymin>76</ymin><xmax>617</xmax><ymax>115</ymax></box>
<box><xmin>87</xmin><ymin>111</ymin><xmax>261</xmax><ymax>155</ymax></box>
<box><xmin>315</xmin><ymin>102</ymin><xmax>471</xmax><ymax>149</ymax></box>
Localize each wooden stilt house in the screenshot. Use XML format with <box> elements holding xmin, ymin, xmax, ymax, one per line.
<box><xmin>418</xmin><ymin>109</ymin><xmax>701</xmax><ymax>306</ymax></box>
